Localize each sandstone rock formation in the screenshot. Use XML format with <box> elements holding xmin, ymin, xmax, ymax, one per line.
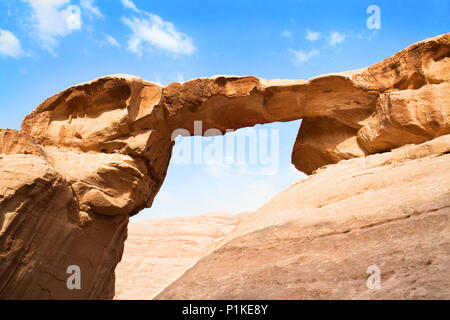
<box><xmin>0</xmin><ymin>129</ymin><xmax>128</xmax><ymax>299</ymax></box>
<box><xmin>21</xmin><ymin>33</ymin><xmax>450</xmax><ymax>178</ymax></box>
<box><xmin>0</xmin><ymin>33</ymin><xmax>449</xmax><ymax>299</ymax></box>
<box><xmin>114</xmin><ymin>212</ymin><xmax>243</xmax><ymax>300</ymax></box>
<box><xmin>156</xmin><ymin>135</ymin><xmax>450</xmax><ymax>299</ymax></box>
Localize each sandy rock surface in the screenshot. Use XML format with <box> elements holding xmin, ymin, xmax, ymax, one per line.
<box><xmin>156</xmin><ymin>136</ymin><xmax>450</xmax><ymax>299</ymax></box>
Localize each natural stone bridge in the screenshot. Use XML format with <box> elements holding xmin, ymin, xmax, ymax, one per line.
<box><xmin>0</xmin><ymin>33</ymin><xmax>449</xmax><ymax>299</ymax></box>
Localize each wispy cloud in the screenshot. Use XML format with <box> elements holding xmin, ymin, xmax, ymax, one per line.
<box><xmin>80</xmin><ymin>0</ymin><xmax>103</xmax><ymax>19</ymax></box>
<box><xmin>105</xmin><ymin>34</ymin><xmax>120</xmax><ymax>47</ymax></box>
<box><xmin>122</xmin><ymin>3</ymin><xmax>196</xmax><ymax>58</ymax></box>
<box><xmin>122</xmin><ymin>0</ymin><xmax>139</xmax><ymax>13</ymax></box>
<box><xmin>289</xmin><ymin>48</ymin><xmax>319</xmax><ymax>63</ymax></box>
<box><xmin>24</xmin><ymin>0</ymin><xmax>82</xmax><ymax>55</ymax></box>
<box><xmin>281</xmin><ymin>29</ymin><xmax>292</xmax><ymax>38</ymax></box>
<box><xmin>328</xmin><ymin>31</ymin><xmax>346</xmax><ymax>46</ymax></box>
<box><xmin>305</xmin><ymin>28</ymin><xmax>320</xmax><ymax>41</ymax></box>
<box><xmin>0</xmin><ymin>29</ymin><xmax>26</xmax><ymax>59</ymax></box>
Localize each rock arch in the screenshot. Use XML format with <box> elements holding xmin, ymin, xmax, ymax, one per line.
<box><xmin>0</xmin><ymin>33</ymin><xmax>449</xmax><ymax>299</ymax></box>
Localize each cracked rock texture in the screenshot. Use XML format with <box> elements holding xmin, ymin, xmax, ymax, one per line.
<box><xmin>0</xmin><ymin>33</ymin><xmax>449</xmax><ymax>299</ymax></box>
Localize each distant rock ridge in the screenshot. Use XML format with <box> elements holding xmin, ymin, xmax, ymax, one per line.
<box><xmin>114</xmin><ymin>212</ymin><xmax>245</xmax><ymax>300</ymax></box>
<box><xmin>0</xmin><ymin>33</ymin><xmax>449</xmax><ymax>299</ymax></box>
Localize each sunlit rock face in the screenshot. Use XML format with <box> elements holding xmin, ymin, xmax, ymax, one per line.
<box><xmin>0</xmin><ymin>33</ymin><xmax>449</xmax><ymax>299</ymax></box>
<box><xmin>156</xmin><ymin>136</ymin><xmax>450</xmax><ymax>300</ymax></box>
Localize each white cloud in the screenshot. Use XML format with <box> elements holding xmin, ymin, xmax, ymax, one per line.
<box><xmin>122</xmin><ymin>10</ymin><xmax>196</xmax><ymax>57</ymax></box>
<box><xmin>24</xmin><ymin>0</ymin><xmax>82</xmax><ymax>55</ymax></box>
<box><xmin>0</xmin><ymin>29</ymin><xmax>25</xmax><ymax>58</ymax></box>
<box><xmin>289</xmin><ymin>48</ymin><xmax>319</xmax><ymax>63</ymax></box>
<box><xmin>105</xmin><ymin>34</ymin><xmax>120</xmax><ymax>47</ymax></box>
<box><xmin>80</xmin><ymin>0</ymin><xmax>103</xmax><ymax>19</ymax></box>
<box><xmin>305</xmin><ymin>28</ymin><xmax>320</xmax><ymax>41</ymax></box>
<box><xmin>122</xmin><ymin>0</ymin><xmax>139</xmax><ymax>12</ymax></box>
<box><xmin>281</xmin><ymin>29</ymin><xmax>291</xmax><ymax>38</ymax></box>
<box><xmin>328</xmin><ymin>31</ymin><xmax>346</xmax><ymax>46</ymax></box>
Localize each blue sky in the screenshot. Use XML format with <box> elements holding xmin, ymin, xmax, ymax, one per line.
<box><xmin>1</xmin><ymin>0</ymin><xmax>449</xmax><ymax>220</ymax></box>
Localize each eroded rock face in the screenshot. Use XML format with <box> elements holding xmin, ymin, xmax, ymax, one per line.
<box><xmin>293</xmin><ymin>32</ymin><xmax>450</xmax><ymax>173</ymax></box>
<box><xmin>21</xmin><ymin>75</ymin><xmax>173</xmax><ymax>216</ymax></box>
<box><xmin>0</xmin><ymin>144</ymin><xmax>128</xmax><ymax>299</ymax></box>
<box><xmin>0</xmin><ymin>33</ymin><xmax>449</xmax><ymax>299</ymax></box>
<box><xmin>358</xmin><ymin>82</ymin><xmax>450</xmax><ymax>153</ymax></box>
<box><xmin>291</xmin><ymin>118</ymin><xmax>365</xmax><ymax>175</ymax></box>
<box><xmin>156</xmin><ymin>135</ymin><xmax>450</xmax><ymax>299</ymax></box>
